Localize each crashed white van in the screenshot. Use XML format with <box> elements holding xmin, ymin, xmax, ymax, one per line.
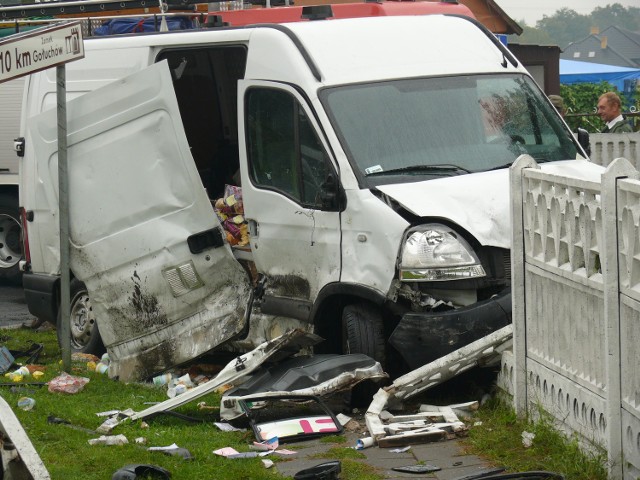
<box><xmin>19</xmin><ymin>7</ymin><xmax>589</xmax><ymax>381</ymax></box>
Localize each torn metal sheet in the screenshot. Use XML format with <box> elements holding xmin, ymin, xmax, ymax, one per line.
<box><xmin>366</xmin><ymin>325</ymin><xmax>512</xmax><ymax>443</ymax></box>
<box><xmin>0</xmin><ymin>395</ymin><xmax>50</xmax><ymax>480</ymax></box>
<box><xmin>220</xmin><ymin>353</ymin><xmax>387</xmax><ymax>420</ymax></box>
<box><xmin>129</xmin><ymin>329</ymin><xmax>321</xmax><ymax>422</ymax></box>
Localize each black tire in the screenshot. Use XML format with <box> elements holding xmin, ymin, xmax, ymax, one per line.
<box><xmin>57</xmin><ymin>278</ymin><xmax>105</xmax><ymax>355</ymax></box>
<box><xmin>0</xmin><ymin>198</ymin><xmax>23</xmax><ymax>285</ymax></box>
<box><xmin>342</xmin><ymin>303</ymin><xmax>387</xmax><ymax>407</ymax></box>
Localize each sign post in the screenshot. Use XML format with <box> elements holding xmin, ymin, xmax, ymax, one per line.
<box><xmin>0</xmin><ymin>22</ymin><xmax>84</xmax><ymax>372</ymax></box>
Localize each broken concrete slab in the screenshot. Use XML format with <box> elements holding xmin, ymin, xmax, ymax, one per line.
<box><xmin>365</xmin><ymin>325</ymin><xmax>512</xmax><ymax>446</ymax></box>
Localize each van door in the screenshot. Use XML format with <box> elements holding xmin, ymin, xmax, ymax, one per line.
<box><xmin>238</xmin><ymin>81</ymin><xmax>342</xmax><ymax>321</ymax></box>
<box><xmin>26</xmin><ymin>61</ymin><xmax>251</xmax><ymax>381</ymax></box>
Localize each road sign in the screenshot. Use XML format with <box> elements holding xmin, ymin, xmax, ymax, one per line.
<box><xmin>0</xmin><ymin>22</ymin><xmax>83</xmax><ymax>83</ymax></box>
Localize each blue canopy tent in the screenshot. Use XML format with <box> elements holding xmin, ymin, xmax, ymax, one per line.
<box><xmin>560</xmin><ymin>59</ymin><xmax>640</xmax><ymax>92</ymax></box>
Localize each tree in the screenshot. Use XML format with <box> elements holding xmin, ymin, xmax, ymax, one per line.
<box><xmin>512</xmin><ymin>25</ymin><xmax>553</xmax><ymax>45</ymax></box>
<box><xmin>591</xmin><ymin>3</ymin><xmax>640</xmax><ymax>32</ymax></box>
<box><xmin>536</xmin><ymin>8</ymin><xmax>591</xmax><ymax>49</ymax></box>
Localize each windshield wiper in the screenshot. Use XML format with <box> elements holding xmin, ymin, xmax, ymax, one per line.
<box><xmin>486</xmin><ymin>158</ymin><xmax>553</xmax><ymax>172</ymax></box>
<box><xmin>366</xmin><ymin>164</ymin><xmax>472</xmax><ymax>177</ymax></box>
<box><xmin>486</xmin><ymin>162</ymin><xmax>514</xmax><ymax>172</ymax></box>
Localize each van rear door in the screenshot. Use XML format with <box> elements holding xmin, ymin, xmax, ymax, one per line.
<box><xmin>26</xmin><ymin>61</ymin><xmax>251</xmax><ymax>381</ymax></box>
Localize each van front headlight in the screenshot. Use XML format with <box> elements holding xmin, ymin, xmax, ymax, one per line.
<box><xmin>399</xmin><ymin>224</ymin><xmax>485</xmax><ymax>281</ymax></box>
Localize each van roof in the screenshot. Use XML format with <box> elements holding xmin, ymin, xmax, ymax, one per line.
<box><xmin>206</xmin><ymin>1</ymin><xmax>475</xmax><ymax>26</ymax></box>
<box><xmin>80</xmin><ymin>14</ymin><xmax>521</xmax><ymax>87</ymax></box>
<box><xmin>244</xmin><ymin>15</ymin><xmax>521</xmax><ymax>85</ymax></box>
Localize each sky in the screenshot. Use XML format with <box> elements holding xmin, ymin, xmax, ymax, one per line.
<box><xmin>496</xmin><ymin>0</ymin><xmax>640</xmax><ymax>26</ymax></box>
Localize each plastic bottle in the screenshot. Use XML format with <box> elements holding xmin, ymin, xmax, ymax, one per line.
<box><xmin>167</xmin><ymin>384</ymin><xmax>187</xmax><ymax>398</ymax></box>
<box><xmin>95</xmin><ymin>362</ymin><xmax>109</xmax><ymax>374</ymax></box>
<box><xmin>153</xmin><ymin>373</ymin><xmax>173</xmax><ymax>386</ymax></box>
<box><xmin>17</xmin><ymin>397</ymin><xmax>35</xmax><ymax>411</ymax></box>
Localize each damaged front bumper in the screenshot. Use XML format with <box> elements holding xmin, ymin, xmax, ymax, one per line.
<box><xmin>389</xmin><ymin>288</ymin><xmax>511</xmax><ymax>370</ymax></box>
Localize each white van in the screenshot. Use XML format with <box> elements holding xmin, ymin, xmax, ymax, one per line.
<box><xmin>19</xmin><ymin>6</ymin><xmax>589</xmax><ymax>382</ymax></box>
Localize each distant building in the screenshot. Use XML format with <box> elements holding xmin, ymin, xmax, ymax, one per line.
<box><xmin>562</xmin><ymin>25</ymin><xmax>640</xmax><ymax>68</ymax></box>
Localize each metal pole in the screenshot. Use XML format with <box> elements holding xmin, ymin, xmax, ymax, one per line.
<box><xmin>57</xmin><ymin>64</ymin><xmax>71</xmax><ymax>372</ymax></box>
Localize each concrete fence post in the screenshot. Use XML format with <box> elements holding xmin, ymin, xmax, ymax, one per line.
<box><xmin>601</xmin><ymin>157</ymin><xmax>638</xmax><ymax>479</ymax></box>
<box><xmin>510</xmin><ymin>154</ymin><xmax>538</xmax><ymax>417</ymax></box>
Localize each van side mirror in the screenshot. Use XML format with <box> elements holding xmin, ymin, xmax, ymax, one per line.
<box><xmin>576</xmin><ymin>128</ymin><xmax>591</xmax><ymax>157</ymax></box>
<box><xmin>318</xmin><ymin>173</ymin><xmax>343</xmax><ymax>211</ymax></box>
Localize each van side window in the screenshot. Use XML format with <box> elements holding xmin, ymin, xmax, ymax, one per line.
<box><xmin>246</xmin><ymin>88</ymin><xmax>333</xmax><ymax>208</ymax></box>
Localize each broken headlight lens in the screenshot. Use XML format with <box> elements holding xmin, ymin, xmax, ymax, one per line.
<box><xmin>399</xmin><ymin>224</ymin><xmax>485</xmax><ymax>281</ymax></box>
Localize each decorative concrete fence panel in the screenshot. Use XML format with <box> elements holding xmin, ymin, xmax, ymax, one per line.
<box><xmin>506</xmin><ymin>154</ymin><xmax>640</xmax><ymax>479</ymax></box>
<box><xmin>589</xmin><ymin>132</ymin><xmax>640</xmax><ymax>169</ymax></box>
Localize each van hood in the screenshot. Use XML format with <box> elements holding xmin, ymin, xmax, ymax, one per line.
<box><xmin>376</xmin><ymin>159</ymin><xmax>603</xmax><ymax>249</ymax></box>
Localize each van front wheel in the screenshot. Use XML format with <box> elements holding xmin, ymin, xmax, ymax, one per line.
<box><xmin>57</xmin><ymin>279</ymin><xmax>105</xmax><ymax>355</ymax></box>
<box><xmin>342</xmin><ymin>303</ymin><xmax>386</xmax><ymax>365</ymax></box>
<box><xmin>342</xmin><ymin>303</ymin><xmax>387</xmax><ymax>406</ymax></box>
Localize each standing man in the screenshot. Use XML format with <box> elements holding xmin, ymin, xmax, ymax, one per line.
<box><xmin>549</xmin><ymin>94</ymin><xmax>566</xmax><ymax>117</ymax></box>
<box><xmin>597</xmin><ymin>92</ymin><xmax>633</xmax><ymax>133</ymax></box>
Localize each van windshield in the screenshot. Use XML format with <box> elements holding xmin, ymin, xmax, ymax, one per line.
<box><xmin>320</xmin><ymin>74</ymin><xmax>579</xmax><ymax>186</ymax></box>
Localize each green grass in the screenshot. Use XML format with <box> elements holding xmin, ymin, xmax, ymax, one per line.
<box><xmin>461</xmin><ymin>397</ymin><xmax>608</xmax><ymax>480</ymax></box>
<box><xmin>0</xmin><ymin>328</ymin><xmax>383</xmax><ymax>480</ymax></box>
<box><xmin>1</xmin><ymin>327</ymin><xmax>610</xmax><ymax>480</ymax></box>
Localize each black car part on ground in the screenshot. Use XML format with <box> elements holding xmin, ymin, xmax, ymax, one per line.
<box><xmin>111</xmin><ymin>464</ymin><xmax>171</xmax><ymax>480</ymax></box>
<box><xmin>293</xmin><ymin>461</ymin><xmax>341</xmax><ymax>480</ymax></box>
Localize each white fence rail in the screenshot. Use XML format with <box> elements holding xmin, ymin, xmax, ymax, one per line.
<box><xmin>504</xmin><ymin>154</ymin><xmax>640</xmax><ymax>479</ymax></box>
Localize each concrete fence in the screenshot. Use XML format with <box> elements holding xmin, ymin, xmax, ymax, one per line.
<box><xmin>502</xmin><ymin>154</ymin><xmax>640</xmax><ymax>479</ymax></box>
<box><xmin>589</xmin><ymin>132</ymin><xmax>640</xmax><ymax>169</ymax></box>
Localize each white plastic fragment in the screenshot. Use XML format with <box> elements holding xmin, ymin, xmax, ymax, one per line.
<box><xmin>389</xmin><ymin>446</ymin><xmax>411</xmax><ymax>453</ymax></box>
<box><xmin>88</xmin><ymin>434</ymin><xmax>128</xmax><ymax>446</ymax></box>
<box><xmin>521</xmin><ymin>431</ymin><xmax>535</xmax><ymax>448</ymax></box>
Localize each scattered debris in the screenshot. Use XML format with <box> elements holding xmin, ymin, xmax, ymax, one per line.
<box><xmin>262</xmin><ymin>459</ymin><xmax>274</xmax><ymax>469</ymax></box>
<box><xmin>17</xmin><ymin>397</ymin><xmax>35</xmax><ymax>411</ymax></box>
<box><xmin>88</xmin><ymin>434</ymin><xmax>128</xmax><ymax>446</ymax></box>
<box><xmin>214</xmin><ymin>422</ymin><xmax>245</xmax><ymax>432</ymax></box>
<box><xmin>111</xmin><ymin>464</ymin><xmax>171</xmax><ymax>480</ymax></box>
<box><xmin>0</xmin><ymin>346</ymin><xmax>14</xmax><ymax>373</ymax></box>
<box><xmin>453</xmin><ymin>472</ymin><xmax>564</xmax><ymax>479</ymax></box>
<box><xmin>146</xmin><ymin>443</ymin><xmax>193</xmax><ymax>459</ymax></box>
<box><xmin>48</xmin><ymin>372</ymin><xmax>90</xmax><ymax>394</ymax></box>
<box><xmin>251</xmin><ymin>436</ymin><xmax>279</xmax><ymax>451</ymax></box>
<box><xmin>355</xmin><ymin>437</ymin><xmax>375</xmax><ymax>450</ymax></box>
<box><xmin>237</xmin><ymin>395</ymin><xmax>342</xmax><ymax>443</ymax></box>
<box><xmin>47</xmin><ymin>415</ymin><xmax>96</xmax><ymax>435</ymax></box>
<box><xmin>6</xmin><ymin>342</ymin><xmax>44</xmax><ymax>366</ymax></box>
<box><xmin>521</xmin><ymin>431</ymin><xmax>535</xmax><ymax>448</ymax></box>
<box><xmin>220</xmin><ymin>353</ymin><xmax>387</xmax><ymax>421</ymax></box>
<box><xmin>364</xmin><ymin>325</ymin><xmax>512</xmax><ymax>447</ymax></box>
<box><xmin>293</xmin><ymin>461</ymin><xmax>341</xmax><ymax>480</ymax></box>
<box><xmin>389</xmin><ymin>446</ymin><xmax>411</xmax><ymax>453</ymax></box>
<box><xmin>392</xmin><ymin>464</ymin><xmax>441</xmax><ymax>474</ymax></box>
<box><xmin>129</xmin><ymin>329</ymin><xmax>321</xmax><ymax>422</ymax></box>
